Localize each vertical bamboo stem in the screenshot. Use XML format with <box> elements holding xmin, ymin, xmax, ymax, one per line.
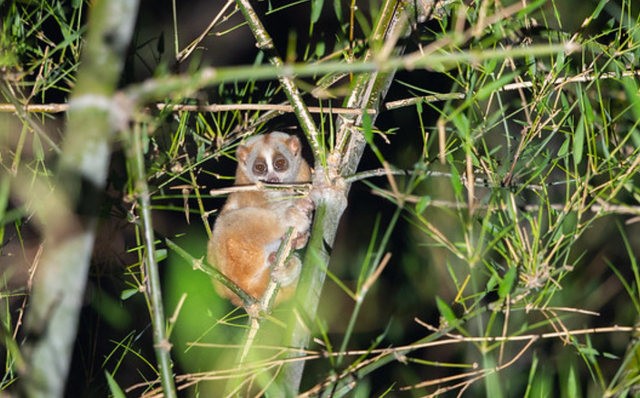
<box><xmin>127</xmin><ymin>123</ymin><xmax>178</xmax><ymax>398</ymax></box>
<box><xmin>19</xmin><ymin>1</ymin><xmax>140</xmax><ymax>397</ymax></box>
<box><xmin>279</xmin><ymin>1</ymin><xmax>428</xmax><ymax>395</ymax></box>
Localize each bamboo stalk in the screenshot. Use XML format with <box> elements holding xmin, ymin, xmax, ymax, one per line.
<box><xmin>127</xmin><ymin>123</ymin><xmax>178</xmax><ymax>398</ymax></box>
<box><xmin>18</xmin><ymin>1</ymin><xmax>140</xmax><ymax>397</ymax></box>
<box><xmin>276</xmin><ymin>1</ymin><xmax>415</xmax><ymax>395</ymax></box>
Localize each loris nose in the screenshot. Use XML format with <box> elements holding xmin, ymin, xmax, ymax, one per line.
<box><xmin>267</xmin><ymin>175</ymin><xmax>280</xmax><ymax>183</ymax></box>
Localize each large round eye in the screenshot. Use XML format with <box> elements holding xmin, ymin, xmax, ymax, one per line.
<box><xmin>253</xmin><ymin>160</ymin><xmax>267</xmax><ymax>175</ymax></box>
<box><xmin>273</xmin><ymin>156</ymin><xmax>288</xmax><ymax>171</ymax></box>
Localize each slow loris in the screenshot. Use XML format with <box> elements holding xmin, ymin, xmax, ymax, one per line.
<box><xmin>208</xmin><ymin>132</ymin><xmax>313</xmax><ymax>308</ymax></box>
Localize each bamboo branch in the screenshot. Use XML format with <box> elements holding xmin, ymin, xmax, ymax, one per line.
<box><xmin>233</xmin><ymin>0</ymin><xmax>322</xmax><ymax>164</ymax></box>
<box><xmin>372</xmin><ymin>187</ymin><xmax>640</xmax><ymax>216</ymax></box>
<box><xmin>8</xmin><ymin>64</ymin><xmax>636</xmax><ymax>117</ymax></box>
<box><xmin>11</xmin><ymin>57</ymin><xmax>627</xmax><ymax>118</ymax></box>
<box><xmin>165</xmin><ymin>238</ymin><xmax>258</xmax><ymax>307</ymax></box>
<box><xmin>122</xmin><ymin>43</ymin><xmax>576</xmax><ymax>105</ymax></box>
<box><xmin>0</xmin><ymin>102</ymin><xmax>378</xmax><ymax>115</ymax></box>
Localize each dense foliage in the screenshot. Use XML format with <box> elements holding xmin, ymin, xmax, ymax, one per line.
<box><xmin>2</xmin><ymin>0</ymin><xmax>640</xmax><ymax>397</ymax></box>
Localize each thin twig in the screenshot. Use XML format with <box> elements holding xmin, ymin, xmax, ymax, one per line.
<box><xmin>0</xmin><ymin>82</ymin><xmax>62</xmax><ymax>154</ymax></box>
<box><xmin>133</xmin><ymin>323</ymin><xmax>640</xmax><ymax>397</ymax></box>
<box><xmin>169</xmin><ymin>325</ymin><xmax>640</xmax><ymax>362</ymax></box>
<box><xmin>209</xmin><ymin>182</ymin><xmax>311</xmax><ymax>198</ymax></box>
<box><xmin>0</xmin><ymin>102</ymin><xmax>378</xmax><ymax>115</ymax></box>
<box><xmin>346</xmin><ymin>167</ymin><xmax>572</xmax><ymax>190</ymax></box>
<box><xmin>417</xmin><ymin>338</ymin><xmax>538</xmax><ymax>396</ymax></box>
<box><xmin>372</xmin><ymin>188</ymin><xmax>640</xmax><ymax>216</ymax></box>
<box><xmin>174</xmin><ymin>0</ymin><xmax>235</xmax><ymax>66</ymax></box>
<box><xmin>383</xmin><ymin>69</ymin><xmax>640</xmax><ymax>110</ymax></box>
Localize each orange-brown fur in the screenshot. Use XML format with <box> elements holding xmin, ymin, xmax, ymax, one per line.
<box><xmin>208</xmin><ymin>132</ymin><xmax>312</xmax><ymax>307</ymax></box>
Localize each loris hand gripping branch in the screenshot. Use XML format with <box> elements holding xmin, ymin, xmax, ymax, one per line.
<box><xmin>207</xmin><ymin>132</ymin><xmax>313</xmax><ymax>308</ymax></box>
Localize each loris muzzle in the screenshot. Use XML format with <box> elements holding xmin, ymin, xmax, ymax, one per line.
<box><xmin>208</xmin><ymin>132</ymin><xmax>313</xmax><ymax>308</ymax></box>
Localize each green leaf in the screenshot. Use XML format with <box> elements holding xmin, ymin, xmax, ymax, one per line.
<box><xmin>333</xmin><ymin>0</ymin><xmax>342</xmax><ymax>21</ymax></box>
<box><xmin>591</xmin><ymin>0</ymin><xmax>608</xmax><ymax>20</ymax></box>
<box><xmin>557</xmin><ymin>139</ymin><xmax>570</xmax><ymax>158</ymax></box>
<box><xmin>573</xmin><ymin>116</ymin><xmax>584</xmax><ymax>165</ymax></box>
<box><xmin>33</xmin><ymin>134</ymin><xmax>44</xmax><ymax>161</ymax></box>
<box><xmin>476</xmin><ymin>72</ymin><xmax>517</xmax><ymax>101</ymax></box>
<box><xmin>436</xmin><ymin>296</ymin><xmax>456</xmax><ymax>323</ymax></box>
<box><xmin>311</xmin><ymin>0</ymin><xmax>324</xmax><ymax>24</ymax></box>
<box><xmin>567</xmin><ymin>365</ymin><xmax>579</xmax><ymax>397</ymax></box>
<box><xmin>156</xmin><ymin>248</ymin><xmax>168</xmax><ymax>262</ymax></box>
<box><xmin>516</xmin><ymin>0</ymin><xmax>546</xmax><ymax>18</ymax></box>
<box><xmin>582</xmin><ymin>92</ymin><xmax>594</xmax><ymax>125</ymax></box>
<box><xmin>498</xmin><ymin>267</ymin><xmax>517</xmax><ymax>298</ymax></box>
<box><xmin>483</xmin><ymin>355</ymin><xmax>504</xmax><ymax>398</ymax></box>
<box><xmin>450</xmin><ymin>113</ymin><xmax>470</xmax><ymax>140</ymax></box>
<box><xmin>486</xmin><ymin>274</ymin><xmax>498</xmax><ymax>292</ymax></box>
<box><xmin>105</xmin><ymin>371</ymin><xmax>126</xmax><ymax>398</ymax></box>
<box><xmin>416</xmin><ymin>196</ymin><xmax>430</xmax><ymax>214</ymax></box>
<box><xmin>120</xmin><ymin>289</ymin><xmax>139</xmax><ymax>300</ymax></box>
<box><xmin>554</xmin><ymin>49</ymin><xmax>566</xmax><ymax>74</ymax></box>
<box><xmin>362</xmin><ymin>110</ymin><xmax>373</xmax><ymax>144</ymax></box>
<box><xmin>196</xmin><ymin>142</ymin><xmax>205</xmax><ymax>162</ymax></box>
<box><xmin>562</xmin><ymin>211</ymin><xmax>578</xmax><ymax>235</ymax></box>
<box><xmin>315</xmin><ymin>41</ymin><xmax>325</xmax><ymax>58</ymax></box>
<box><xmin>0</xmin><ymin>177</ymin><xmax>9</xmax><ymax>223</ymax></box>
<box><xmin>450</xmin><ymin>163</ymin><xmax>463</xmax><ymax>197</ymax></box>
<box><xmin>485</xmin><ymin>57</ymin><xmax>497</xmax><ymax>74</ymax></box>
<box><xmin>622</xmin><ymin>78</ymin><xmax>640</xmax><ymax>122</ymax></box>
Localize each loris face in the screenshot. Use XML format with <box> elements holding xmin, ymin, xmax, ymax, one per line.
<box><xmin>237</xmin><ymin>132</ymin><xmax>304</xmax><ymax>184</ymax></box>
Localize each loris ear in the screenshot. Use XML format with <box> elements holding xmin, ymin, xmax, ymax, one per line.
<box><xmin>286</xmin><ymin>136</ymin><xmax>302</xmax><ymax>156</ymax></box>
<box><xmin>237</xmin><ymin>145</ymin><xmax>250</xmax><ymax>164</ymax></box>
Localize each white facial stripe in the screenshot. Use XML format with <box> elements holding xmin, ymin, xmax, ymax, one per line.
<box><xmin>262</xmin><ymin>147</ymin><xmax>274</xmax><ymax>172</ymax></box>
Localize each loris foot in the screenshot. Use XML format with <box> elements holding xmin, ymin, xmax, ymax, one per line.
<box><xmin>289</xmin><ymin>197</ymin><xmax>314</xmax><ymax>249</ymax></box>
<box><xmin>283</xmin><ymin>204</ymin><xmax>312</xmax><ymax>235</ymax></box>
<box><xmin>291</xmin><ymin>230</ymin><xmax>310</xmax><ymax>249</ymax></box>
<box><xmin>296</xmin><ymin>196</ymin><xmax>315</xmax><ymax>215</ymax></box>
<box><xmin>271</xmin><ymin>254</ymin><xmax>302</xmax><ymax>287</ymax></box>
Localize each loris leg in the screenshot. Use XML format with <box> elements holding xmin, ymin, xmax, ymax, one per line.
<box><xmin>209</xmin><ymin>207</ymin><xmax>288</xmax><ymax>304</ymax></box>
